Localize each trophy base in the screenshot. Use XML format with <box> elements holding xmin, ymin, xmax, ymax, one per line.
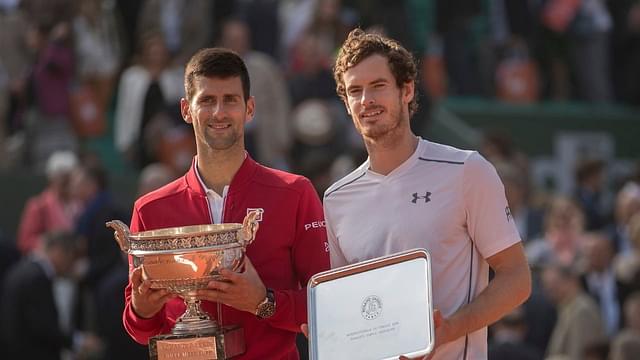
<box><xmin>149</xmin><ymin>325</ymin><xmax>245</xmax><ymax>360</ymax></box>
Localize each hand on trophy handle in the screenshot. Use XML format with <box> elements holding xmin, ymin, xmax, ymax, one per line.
<box><xmin>196</xmin><ymin>257</ymin><xmax>267</xmax><ymax>314</ymax></box>
<box><xmin>240</xmin><ymin>209</ymin><xmax>262</xmax><ymax>246</ymax></box>
<box><xmin>130</xmin><ymin>266</ymin><xmax>177</xmax><ymax>319</ymax></box>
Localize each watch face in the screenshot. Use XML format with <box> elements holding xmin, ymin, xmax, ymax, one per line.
<box><xmin>257</xmin><ymin>301</ymin><xmax>276</xmax><ymax>319</ymax></box>
<box><xmin>257</xmin><ymin>290</ymin><xmax>276</xmax><ymax>318</ymax></box>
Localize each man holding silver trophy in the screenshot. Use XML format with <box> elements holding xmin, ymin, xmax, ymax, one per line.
<box><xmin>317</xmin><ymin>29</ymin><xmax>532</xmax><ymax>359</ymax></box>
<box><xmin>119</xmin><ymin>48</ymin><xmax>330</xmax><ymax>359</ymax></box>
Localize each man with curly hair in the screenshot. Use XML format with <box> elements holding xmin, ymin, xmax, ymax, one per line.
<box><xmin>323</xmin><ymin>29</ymin><xmax>532</xmax><ymax>359</ymax></box>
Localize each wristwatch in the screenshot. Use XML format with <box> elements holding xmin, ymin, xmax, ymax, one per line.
<box><xmin>255</xmin><ymin>288</ymin><xmax>276</xmax><ymax>319</ymax></box>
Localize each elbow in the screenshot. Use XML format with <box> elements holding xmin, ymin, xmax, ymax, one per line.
<box><xmin>518</xmin><ymin>264</ymin><xmax>532</xmax><ymax>305</ymax></box>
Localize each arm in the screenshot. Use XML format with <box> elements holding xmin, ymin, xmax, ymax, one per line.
<box><xmin>273</xmin><ymin>178</ymin><xmax>330</xmax><ymax>330</ymax></box>
<box><xmin>435</xmin><ymin>243</ymin><xmax>531</xmax><ymax>347</ymax></box>
<box><xmin>17</xmin><ymin>198</ymin><xmax>44</xmax><ymax>254</ymax></box>
<box><xmin>121</xmin><ymin>207</ymin><xmax>175</xmax><ymax>345</ymax></box>
<box><xmin>433</xmin><ymin>153</ymin><xmax>531</xmax><ymax>348</ymax></box>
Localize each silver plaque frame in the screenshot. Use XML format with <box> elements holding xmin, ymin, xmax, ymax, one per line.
<box><xmin>307</xmin><ymin>248</ymin><xmax>434</xmax><ymax>360</ymax></box>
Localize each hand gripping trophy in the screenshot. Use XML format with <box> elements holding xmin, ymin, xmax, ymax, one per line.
<box><xmin>106</xmin><ymin>209</ymin><xmax>262</xmax><ymax>359</ymax></box>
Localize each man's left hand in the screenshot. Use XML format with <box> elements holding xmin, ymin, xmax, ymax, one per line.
<box><xmin>196</xmin><ymin>257</ymin><xmax>267</xmax><ymax>314</ymax></box>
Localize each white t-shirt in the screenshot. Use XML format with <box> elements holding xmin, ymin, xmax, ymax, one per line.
<box><xmin>323</xmin><ymin>138</ymin><xmax>521</xmax><ymax>360</ymax></box>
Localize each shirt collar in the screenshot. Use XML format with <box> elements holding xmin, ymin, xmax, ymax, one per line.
<box><xmin>194</xmin><ymin>158</ymin><xmax>227</xmax><ymax>197</ymax></box>
<box><xmin>185</xmin><ymin>152</ymin><xmax>258</xmax><ymax>196</ymax></box>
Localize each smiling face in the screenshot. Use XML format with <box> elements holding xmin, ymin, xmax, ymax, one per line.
<box><xmin>181</xmin><ymin>75</ymin><xmax>254</xmax><ymax>154</ymax></box>
<box><xmin>342</xmin><ymin>54</ymin><xmax>414</xmax><ymax>143</ymax></box>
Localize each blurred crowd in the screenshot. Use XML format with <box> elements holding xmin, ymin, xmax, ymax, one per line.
<box><xmin>0</xmin><ymin>0</ymin><xmax>639</xmax><ymax>359</ymax></box>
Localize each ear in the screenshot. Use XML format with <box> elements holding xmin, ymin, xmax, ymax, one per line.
<box><xmin>343</xmin><ymin>98</ymin><xmax>351</xmax><ymax>116</ymax></box>
<box><xmin>401</xmin><ymin>81</ymin><xmax>415</xmax><ymax>105</ymax></box>
<box><xmin>180</xmin><ymin>98</ymin><xmax>192</xmax><ymax>124</ymax></box>
<box><xmin>245</xmin><ymin>96</ymin><xmax>255</xmax><ymax>124</ymax></box>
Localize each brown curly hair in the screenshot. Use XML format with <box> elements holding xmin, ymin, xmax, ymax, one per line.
<box><xmin>333</xmin><ymin>28</ymin><xmax>418</xmax><ymax>116</ymax></box>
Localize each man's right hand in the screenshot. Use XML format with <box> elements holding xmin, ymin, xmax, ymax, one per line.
<box><xmin>130</xmin><ymin>266</ymin><xmax>176</xmax><ymax>318</ymax></box>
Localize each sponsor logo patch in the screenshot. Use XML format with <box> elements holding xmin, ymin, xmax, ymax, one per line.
<box><xmin>304</xmin><ymin>220</ymin><xmax>326</xmax><ymax>231</ymax></box>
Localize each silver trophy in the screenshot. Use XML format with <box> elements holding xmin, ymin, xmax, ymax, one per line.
<box><xmin>106</xmin><ymin>209</ymin><xmax>262</xmax><ymax>360</ymax></box>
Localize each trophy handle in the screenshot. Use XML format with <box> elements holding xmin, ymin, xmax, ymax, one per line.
<box><xmin>240</xmin><ymin>209</ymin><xmax>262</xmax><ymax>246</ymax></box>
<box><xmin>106</xmin><ymin>220</ymin><xmax>131</xmax><ymax>252</ymax></box>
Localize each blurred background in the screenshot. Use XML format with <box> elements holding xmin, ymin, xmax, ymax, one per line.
<box><xmin>0</xmin><ymin>0</ymin><xmax>639</xmax><ymax>359</ymax></box>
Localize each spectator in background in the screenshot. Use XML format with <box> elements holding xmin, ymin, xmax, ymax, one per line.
<box><xmin>574</xmin><ymin>158</ymin><xmax>609</xmax><ymax>230</ymax></box>
<box><xmin>495</xmin><ymin>161</ymin><xmax>544</xmax><ymax>243</ymax></box>
<box><xmin>287</xmin><ymin>31</ymin><xmax>338</xmax><ymax>106</ymax></box>
<box><xmin>480</xmin><ymin>129</ymin><xmax>530</xmax><ymax>179</ymax></box>
<box><xmin>540</xmin><ymin>0</ymin><xmax>614</xmax><ymax>103</ymax></box>
<box><xmin>614</xmin><ymin>213</ymin><xmax>640</xmax><ymax>305</ymax></box>
<box><xmin>17</xmin><ymin>150</ymin><xmax>81</xmax><ymax>254</ymax></box>
<box><xmin>434</xmin><ymin>0</ymin><xmax>483</xmax><ymax>96</ymax></box>
<box><xmin>0</xmin><ymin>231</ymin><xmax>102</xmax><ymax>360</ymax></box>
<box><xmin>137</xmin><ymin>0</ymin><xmax>212</xmax><ymax>66</ymax></box>
<box><xmin>71</xmin><ymin>162</ymin><xmax>127</xmax><ymax>290</ymax></box>
<box><xmin>542</xmin><ymin>262</ymin><xmax>606</xmax><ymax>360</ymax></box>
<box><xmin>609</xmin><ymin>292</ymin><xmax>640</xmax><ymax>360</ymax></box>
<box><xmin>301</xmin><ymin>0</ymin><xmax>349</xmax><ymax>60</ymax></box>
<box><xmin>0</xmin><ymin>4</ymin><xmax>31</xmax><ymax>140</ymax></box>
<box><xmin>579</xmin><ymin>232</ymin><xmax>623</xmax><ymax>336</ymax></box>
<box><xmin>136</xmin><ymin>162</ymin><xmax>176</xmax><ymax>197</ymax></box>
<box><xmin>288</xmin><ymin>100</ymin><xmax>349</xmax><ymax>195</ymax></box>
<box><xmin>72</xmin><ymin>0</ymin><xmax>123</xmax><ymax>119</ymax></box>
<box><xmin>113</xmin><ymin>31</ymin><xmax>184</xmax><ymax>169</ymax></box>
<box><xmin>488</xmin><ymin>307</ymin><xmax>543</xmax><ymax>360</ymax></box>
<box><xmin>582</xmin><ymin>340</ymin><xmax>610</xmax><ymax>360</ymax></box>
<box><xmin>607</xmin><ymin>182</ymin><xmax>640</xmax><ymax>254</ymax></box>
<box><xmin>612</xmin><ymin>1</ymin><xmax>640</xmax><ymax>106</ymax></box>
<box><xmin>219</xmin><ymin>18</ymin><xmax>292</xmax><ymax>169</ymax></box>
<box><xmin>526</xmin><ymin>196</ymin><xmax>586</xmax><ymax>269</ymax></box>
<box><xmin>23</xmin><ymin>20</ymin><xmax>77</xmax><ymax>171</ymax></box>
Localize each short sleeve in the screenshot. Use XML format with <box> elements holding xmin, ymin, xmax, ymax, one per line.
<box><xmin>463</xmin><ymin>152</ymin><xmax>522</xmax><ymax>258</ymax></box>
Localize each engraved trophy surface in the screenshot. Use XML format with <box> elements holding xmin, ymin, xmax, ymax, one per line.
<box><xmin>106</xmin><ymin>209</ymin><xmax>262</xmax><ymax>360</ymax></box>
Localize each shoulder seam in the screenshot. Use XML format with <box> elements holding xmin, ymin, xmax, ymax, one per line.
<box><xmin>418</xmin><ymin>157</ymin><xmax>465</xmax><ymax>165</ymax></box>
<box><xmin>249</xmin><ymin>167</ymin><xmax>310</xmax><ymax>197</ymax></box>
<box><xmin>136</xmin><ymin>179</ymin><xmax>190</xmax><ymax>209</ymax></box>
<box><xmin>325</xmin><ymin>171</ymin><xmax>367</xmax><ymax>198</ymax></box>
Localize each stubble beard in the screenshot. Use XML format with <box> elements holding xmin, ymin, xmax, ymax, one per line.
<box><xmin>358</xmin><ymin>99</ymin><xmax>407</xmax><ymax>149</ymax></box>
<box><xmin>205</xmin><ymin>129</ymin><xmax>241</xmax><ymax>151</ymax></box>
<box><xmin>197</xmin><ymin>117</ymin><xmax>243</xmax><ymax>154</ymax></box>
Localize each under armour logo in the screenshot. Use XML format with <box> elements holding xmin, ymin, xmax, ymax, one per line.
<box><xmin>505</xmin><ymin>206</ymin><xmax>513</xmax><ymax>222</ymax></box>
<box><xmin>411</xmin><ymin>191</ymin><xmax>432</xmax><ymax>204</ymax></box>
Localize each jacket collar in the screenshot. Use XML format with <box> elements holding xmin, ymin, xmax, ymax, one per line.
<box><xmin>185</xmin><ymin>152</ymin><xmax>259</xmax><ymax>196</ymax></box>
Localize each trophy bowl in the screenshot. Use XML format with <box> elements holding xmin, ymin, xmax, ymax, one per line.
<box><xmin>106</xmin><ymin>209</ymin><xmax>262</xmax><ymax>355</ymax></box>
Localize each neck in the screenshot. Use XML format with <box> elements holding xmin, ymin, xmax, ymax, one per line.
<box><xmin>196</xmin><ymin>148</ymin><xmax>245</xmax><ymax>194</ymax></box>
<box><xmin>559</xmin><ymin>285</ymin><xmax>580</xmax><ymax>306</ymax></box>
<box><xmin>366</xmin><ymin>130</ymin><xmax>418</xmax><ymax>175</ymax></box>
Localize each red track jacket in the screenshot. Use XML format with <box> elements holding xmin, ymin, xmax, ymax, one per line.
<box><xmin>123</xmin><ymin>155</ymin><xmax>329</xmax><ymax>359</ymax></box>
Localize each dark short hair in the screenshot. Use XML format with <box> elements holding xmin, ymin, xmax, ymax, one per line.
<box><xmin>184</xmin><ymin>48</ymin><xmax>250</xmax><ymax>101</ymax></box>
<box><xmin>575</xmin><ymin>158</ymin><xmax>605</xmax><ymax>183</ymax></box>
<box><xmin>333</xmin><ymin>29</ymin><xmax>418</xmax><ymax>116</ymax></box>
<box><xmin>43</xmin><ymin>231</ymin><xmax>79</xmax><ymax>252</ymax></box>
